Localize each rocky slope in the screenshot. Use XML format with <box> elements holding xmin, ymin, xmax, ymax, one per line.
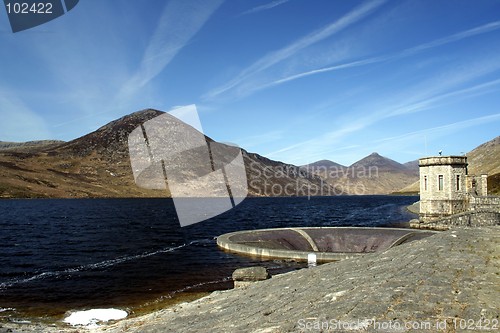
<box><xmin>0</xmin><ymin>109</ymin><xmax>333</xmax><ymax>198</ymax></box>
<box><xmin>463</xmin><ymin>135</ymin><xmax>500</xmax><ymax>195</ymax></box>
<box><xmin>403</xmin><ymin>159</ymin><xmax>419</xmax><ymax>173</ymax></box>
<box><xmin>467</xmin><ymin>135</ymin><xmax>500</xmax><ymax>176</ymax></box>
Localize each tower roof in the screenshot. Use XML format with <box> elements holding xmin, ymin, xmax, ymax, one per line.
<box><xmin>419</xmin><ymin>156</ymin><xmax>467</xmax><ymax>167</ymax></box>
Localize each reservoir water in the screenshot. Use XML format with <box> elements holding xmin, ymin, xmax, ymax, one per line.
<box><xmin>0</xmin><ymin>196</ymin><xmax>418</xmax><ymax>322</ymax></box>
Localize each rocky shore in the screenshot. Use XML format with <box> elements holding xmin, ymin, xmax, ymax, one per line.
<box><xmin>1</xmin><ymin>226</ymin><xmax>498</xmax><ymax>333</ymax></box>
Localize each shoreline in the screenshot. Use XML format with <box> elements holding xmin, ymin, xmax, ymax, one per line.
<box><xmin>0</xmin><ymin>291</ymin><xmax>212</xmax><ymax>332</ymax></box>
<box><xmin>406</xmin><ymin>201</ymin><xmax>420</xmax><ymax>215</ymax></box>
<box><xmin>2</xmin><ymin>226</ymin><xmax>498</xmax><ymax>332</ymax></box>
<box><xmin>0</xmin><ymin>194</ymin><xmax>420</xmax><ymax>200</ymax></box>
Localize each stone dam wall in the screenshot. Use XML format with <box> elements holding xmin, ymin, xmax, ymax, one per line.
<box><xmin>412</xmin><ymin>209</ymin><xmax>500</xmax><ymax>230</ymax></box>
<box><xmin>469</xmin><ymin>195</ymin><xmax>500</xmax><ymax>212</ymax></box>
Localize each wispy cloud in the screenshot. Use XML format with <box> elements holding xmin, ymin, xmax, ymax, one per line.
<box><xmin>257</xmin><ymin>56</ymin><xmax>383</xmax><ymax>92</ymax></box>
<box><xmin>265</xmin><ymin>122</ymin><xmax>364</xmax><ymax>159</ymax></box>
<box><xmin>386</xmin><ymin>77</ymin><xmax>500</xmax><ymax>118</ymax></box>
<box><xmin>0</xmin><ymin>90</ymin><xmax>51</xmax><ymax>141</ymax></box>
<box><xmin>204</xmin><ymin>0</ymin><xmax>386</xmax><ymax>100</ymax></box>
<box><xmin>375</xmin><ymin>113</ymin><xmax>500</xmax><ymax>144</ymax></box>
<box><xmin>345</xmin><ymin>74</ymin><xmax>500</xmax><ymax>138</ymax></box>
<box><xmin>371</xmin><ymin>113</ymin><xmax>500</xmax><ymax>157</ymax></box>
<box><xmin>233</xmin><ymin>130</ymin><xmax>284</xmax><ymax>148</ymax></box>
<box><xmin>401</xmin><ymin>21</ymin><xmax>500</xmax><ymax>56</ymax></box>
<box><xmin>255</xmin><ymin>20</ymin><xmax>500</xmax><ymax>93</ymax></box>
<box><xmin>268</xmin><ymin>113</ymin><xmax>500</xmax><ymax>165</ymax></box>
<box><xmin>240</xmin><ymin>0</ymin><xmax>289</xmax><ymax>16</ymax></box>
<box><xmin>264</xmin><ymin>73</ymin><xmax>500</xmax><ymax>165</ymax></box>
<box><xmin>118</xmin><ymin>0</ymin><xmax>223</xmax><ymax>101</ymax></box>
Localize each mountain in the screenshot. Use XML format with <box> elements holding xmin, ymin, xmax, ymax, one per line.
<box><xmin>302</xmin><ymin>160</ymin><xmax>346</xmax><ymax>170</ymax></box>
<box><xmin>0</xmin><ymin>110</ymin><xmax>164</xmax><ymax>198</ymax></box>
<box><xmin>51</xmin><ymin>109</ymin><xmax>164</xmax><ymax>160</ymax></box>
<box><xmin>403</xmin><ymin>160</ymin><xmax>419</xmax><ymax>173</ymax></box>
<box><xmin>0</xmin><ymin>140</ymin><xmax>64</xmax><ymax>151</ymax></box>
<box><xmin>0</xmin><ymin>109</ymin><xmax>334</xmax><ymax>198</ymax></box>
<box><xmin>307</xmin><ymin>153</ymin><xmax>419</xmax><ymax>195</ymax></box>
<box><xmin>350</xmin><ymin>152</ymin><xmax>412</xmax><ymax>173</ymax></box>
<box><xmin>488</xmin><ymin>173</ymin><xmax>500</xmax><ymax>195</ymax></box>
<box><xmin>461</xmin><ymin>135</ymin><xmax>500</xmax><ymax>195</ymax></box>
<box><xmin>467</xmin><ymin>135</ymin><xmax>500</xmax><ymax>176</ymax></box>
<box><xmin>300</xmin><ymin>160</ymin><xmax>346</xmax><ymax>183</ymax></box>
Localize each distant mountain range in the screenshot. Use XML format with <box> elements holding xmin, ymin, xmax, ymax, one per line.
<box><xmin>0</xmin><ymin>110</ymin><xmax>333</xmax><ymax>198</ymax></box>
<box><xmin>0</xmin><ymin>109</ymin><xmax>498</xmax><ymax>198</ymax></box>
<box><xmin>0</xmin><ymin>140</ymin><xmax>64</xmax><ymax>151</ymax></box>
<box><xmin>303</xmin><ymin>152</ymin><xmax>419</xmax><ymax>195</ymax></box>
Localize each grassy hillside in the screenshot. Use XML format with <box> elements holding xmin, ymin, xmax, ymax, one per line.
<box><xmin>488</xmin><ymin>173</ymin><xmax>500</xmax><ymax>195</ymax></box>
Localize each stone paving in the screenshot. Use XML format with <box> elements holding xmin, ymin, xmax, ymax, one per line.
<box><xmin>2</xmin><ymin>227</ymin><xmax>499</xmax><ymax>333</ymax></box>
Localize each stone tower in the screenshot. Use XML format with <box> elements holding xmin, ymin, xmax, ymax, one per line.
<box><xmin>419</xmin><ymin>156</ymin><xmax>468</xmax><ymax>221</ymax></box>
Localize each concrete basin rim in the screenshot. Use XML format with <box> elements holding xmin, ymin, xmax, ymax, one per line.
<box><xmin>216</xmin><ymin>227</ymin><xmax>438</xmax><ymax>262</ymax></box>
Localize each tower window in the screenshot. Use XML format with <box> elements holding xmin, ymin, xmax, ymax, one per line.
<box><xmin>424</xmin><ymin>176</ymin><xmax>427</xmax><ymax>191</ymax></box>
<box><xmin>438</xmin><ymin>175</ymin><xmax>443</xmax><ymax>191</ymax></box>
<box><xmin>456</xmin><ymin>175</ymin><xmax>460</xmax><ymax>191</ymax></box>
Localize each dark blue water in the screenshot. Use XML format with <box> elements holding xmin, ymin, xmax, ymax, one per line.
<box><xmin>0</xmin><ymin>196</ymin><xmax>417</xmax><ymax>321</ymax></box>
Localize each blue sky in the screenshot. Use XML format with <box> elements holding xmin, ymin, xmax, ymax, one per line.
<box><xmin>1</xmin><ymin>0</ymin><xmax>500</xmax><ymax>166</ymax></box>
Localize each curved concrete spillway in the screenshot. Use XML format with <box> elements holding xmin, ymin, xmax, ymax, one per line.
<box><xmin>217</xmin><ymin>227</ymin><xmax>437</xmax><ymax>262</ymax></box>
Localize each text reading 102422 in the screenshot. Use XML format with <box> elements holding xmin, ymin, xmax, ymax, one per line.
<box><xmin>3</xmin><ymin>0</ymin><xmax>80</xmax><ymax>33</ymax></box>
<box><xmin>5</xmin><ymin>2</ymin><xmax>53</xmax><ymax>14</ymax></box>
